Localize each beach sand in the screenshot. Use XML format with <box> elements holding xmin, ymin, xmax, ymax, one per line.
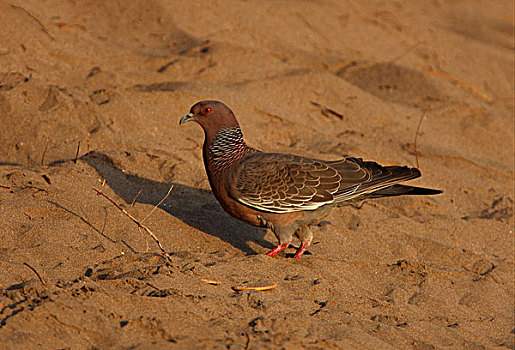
<box><xmin>0</xmin><ymin>1</ymin><xmax>513</xmax><ymax>348</ymax></box>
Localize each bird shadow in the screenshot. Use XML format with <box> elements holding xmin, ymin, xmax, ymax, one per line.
<box><xmin>81</xmin><ymin>151</ymin><xmax>273</xmax><ymax>255</ymax></box>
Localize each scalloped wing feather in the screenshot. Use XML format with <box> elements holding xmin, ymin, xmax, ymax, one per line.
<box><xmin>229</xmin><ymin>153</ymin><xmax>358</xmax><ymax>213</ymax></box>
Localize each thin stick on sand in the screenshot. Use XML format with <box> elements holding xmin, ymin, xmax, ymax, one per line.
<box><xmin>23</xmin><ymin>262</ymin><xmax>47</xmax><ymax>290</ymax></box>
<box><xmin>74</xmin><ymin>141</ymin><xmax>81</xmax><ymax>163</ymax></box>
<box><xmin>141</xmin><ymin>186</ymin><xmax>173</xmax><ymax>223</ymax></box>
<box><xmin>130</xmin><ymin>189</ymin><xmax>143</xmax><ymax>207</ymax></box>
<box><xmin>414</xmin><ymin>109</ymin><xmax>428</xmax><ymax>169</ymax></box>
<box><xmin>40</xmin><ymin>137</ymin><xmax>50</xmax><ymax>166</ymax></box>
<box><xmin>93</xmin><ymin>186</ymin><xmax>173</xmax><ymax>260</ymax></box>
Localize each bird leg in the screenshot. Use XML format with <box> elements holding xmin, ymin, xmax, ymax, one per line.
<box><xmin>266</xmin><ymin>226</ymin><xmax>293</xmax><ymax>258</ymax></box>
<box><xmin>293</xmin><ymin>225</ymin><xmax>313</xmax><ymax>259</ymax></box>
<box><xmin>293</xmin><ymin>238</ymin><xmax>312</xmax><ymax>259</ymax></box>
<box><xmin>266</xmin><ymin>243</ymin><xmax>290</xmax><ymax>257</ymax></box>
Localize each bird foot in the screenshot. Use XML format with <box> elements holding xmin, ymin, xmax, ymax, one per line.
<box><xmin>266</xmin><ymin>243</ymin><xmax>290</xmax><ymax>258</ymax></box>
<box><xmin>293</xmin><ymin>238</ymin><xmax>313</xmax><ymax>259</ymax></box>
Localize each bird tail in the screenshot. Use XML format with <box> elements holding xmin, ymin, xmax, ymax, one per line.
<box><xmin>360</xmin><ymin>184</ymin><xmax>442</xmax><ymax>199</ymax></box>
<box><xmin>326</xmin><ymin>157</ymin><xmax>442</xmax><ymax>203</ymax></box>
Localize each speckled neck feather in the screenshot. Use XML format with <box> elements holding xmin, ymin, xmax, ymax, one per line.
<box><xmin>207</xmin><ymin>127</ymin><xmax>257</xmax><ymax>176</ymax></box>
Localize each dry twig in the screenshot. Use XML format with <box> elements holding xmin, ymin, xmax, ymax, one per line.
<box><xmin>130</xmin><ymin>189</ymin><xmax>142</xmax><ymax>207</ymax></box>
<box><xmin>23</xmin><ymin>262</ymin><xmax>47</xmax><ymax>289</ymax></box>
<box><xmin>11</xmin><ymin>5</ymin><xmax>55</xmax><ymax>40</ymax></box>
<box><xmin>74</xmin><ymin>141</ymin><xmax>80</xmax><ymax>163</ymax></box>
<box><xmin>414</xmin><ymin>109</ymin><xmax>428</xmax><ymax>168</ymax></box>
<box><xmin>201</xmin><ymin>278</ymin><xmax>222</xmax><ymax>285</ymax></box>
<box><xmin>93</xmin><ymin>186</ymin><xmax>173</xmax><ymax>261</ymax></box>
<box><xmin>145</xmin><ymin>282</ymin><xmax>162</xmax><ymax>291</ymax></box>
<box><xmin>41</xmin><ymin>137</ymin><xmax>50</xmax><ymax>166</ymax></box>
<box><xmin>310</xmin><ymin>101</ymin><xmax>344</xmax><ymax>120</ymax></box>
<box><xmin>141</xmin><ymin>186</ymin><xmax>173</xmax><ymax>223</ymax></box>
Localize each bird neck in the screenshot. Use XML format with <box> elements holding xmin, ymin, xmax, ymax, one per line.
<box><xmin>203</xmin><ymin>126</ymin><xmax>255</xmax><ymax>176</ymax></box>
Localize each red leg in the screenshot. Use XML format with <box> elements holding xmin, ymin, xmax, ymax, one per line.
<box><xmin>266</xmin><ymin>243</ymin><xmax>290</xmax><ymax>258</ymax></box>
<box><xmin>293</xmin><ymin>237</ymin><xmax>313</xmax><ymax>259</ymax></box>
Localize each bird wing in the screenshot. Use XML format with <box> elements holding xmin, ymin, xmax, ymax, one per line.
<box><xmin>228</xmin><ymin>153</ymin><xmax>370</xmax><ymax>213</ymax></box>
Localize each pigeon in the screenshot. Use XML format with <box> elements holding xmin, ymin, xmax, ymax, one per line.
<box><xmin>180</xmin><ymin>100</ymin><xmax>442</xmax><ymax>259</ymax></box>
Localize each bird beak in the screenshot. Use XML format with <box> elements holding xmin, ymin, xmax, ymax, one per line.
<box><xmin>179</xmin><ymin>113</ymin><xmax>194</xmax><ymax>125</ymax></box>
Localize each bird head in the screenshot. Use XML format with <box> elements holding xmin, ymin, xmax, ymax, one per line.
<box><xmin>180</xmin><ymin>101</ymin><xmax>240</xmax><ymax>133</ymax></box>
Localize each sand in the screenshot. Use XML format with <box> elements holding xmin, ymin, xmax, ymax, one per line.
<box><xmin>0</xmin><ymin>0</ymin><xmax>513</xmax><ymax>349</ymax></box>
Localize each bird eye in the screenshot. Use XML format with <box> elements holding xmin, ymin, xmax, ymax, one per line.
<box><xmin>202</xmin><ymin>106</ymin><xmax>212</xmax><ymax>115</ymax></box>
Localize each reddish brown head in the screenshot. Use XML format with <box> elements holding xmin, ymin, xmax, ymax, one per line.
<box><xmin>180</xmin><ymin>101</ymin><xmax>240</xmax><ymax>139</ymax></box>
